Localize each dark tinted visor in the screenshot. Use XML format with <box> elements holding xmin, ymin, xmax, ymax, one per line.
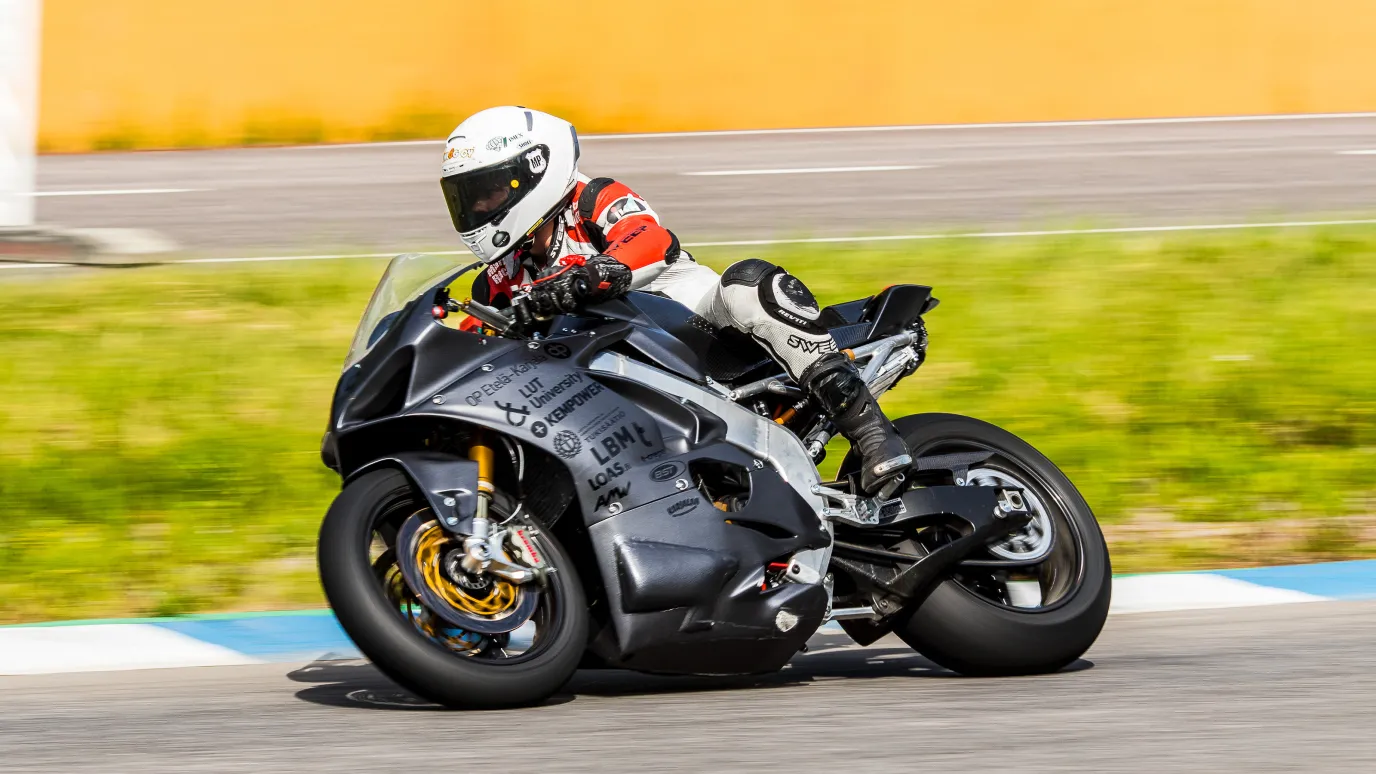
<box><xmin>440</xmin><ymin>145</ymin><xmax>549</xmax><ymax>233</ymax></box>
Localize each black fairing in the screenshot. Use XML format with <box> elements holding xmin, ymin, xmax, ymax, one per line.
<box><xmin>565</xmin><ymin>287</ymin><xmax>936</xmax><ymax>383</ymax></box>
<box><xmin>574</xmin><ymin>293</ymin><xmax>775</xmax><ymax>383</ymax></box>
<box><xmin>586</xmin><ymin>442</ymin><xmax>830</xmax><ymax>673</ymax></box>
<box><xmin>348</xmin><ymin>451</ymin><xmax>481</xmax><ymax>532</ymax></box>
<box><xmin>325</xmin><ymin>283</ymin><xmax>831</xmax><ymax>674</ymax></box>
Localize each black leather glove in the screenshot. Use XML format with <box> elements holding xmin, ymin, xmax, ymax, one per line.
<box><xmin>525</xmin><ymin>255</ymin><xmax>631</xmax><ymax>317</ymax></box>
<box><xmin>583</xmin><ymin>255</ymin><xmax>633</xmax><ymax>300</ymax></box>
<box><xmin>525</xmin><ymin>267</ymin><xmax>583</xmax><ymax>317</ymax></box>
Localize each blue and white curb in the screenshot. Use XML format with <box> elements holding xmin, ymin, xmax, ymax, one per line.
<box><xmin>1109</xmin><ymin>560</ymin><xmax>1376</xmax><ymax>614</ymax></box>
<box><xmin>0</xmin><ymin>611</ymin><xmax>361</xmax><ymax>676</ymax></box>
<box><xmin>3</xmin><ymin>559</ymin><xmax>1374</xmax><ymax>676</ymax></box>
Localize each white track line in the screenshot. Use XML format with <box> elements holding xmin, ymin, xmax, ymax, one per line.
<box><xmin>683</xmin><ymin>218</ymin><xmax>1376</xmax><ymax>248</ymax></box>
<box><xmin>1338</xmin><ymin>150</ymin><xmax>1376</xmax><ymax>155</ymax></box>
<box><xmin>4</xmin><ymin>217</ymin><xmax>1376</xmax><ymax>271</ymax></box>
<box><xmin>0</xmin><ymin>262</ymin><xmax>66</xmax><ymax>270</ymax></box>
<box><xmin>261</xmin><ymin>112</ymin><xmax>1376</xmax><ymax>150</ymax></box>
<box><xmin>26</xmin><ymin>188</ymin><xmax>205</xmax><ymax>197</ymax></box>
<box><xmin>684</xmin><ymin>165</ymin><xmax>928</xmax><ymax>177</ymax></box>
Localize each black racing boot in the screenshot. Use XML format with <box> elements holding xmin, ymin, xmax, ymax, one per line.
<box><xmin>800</xmin><ymin>354</ymin><xmax>912</xmax><ymax>495</ymax></box>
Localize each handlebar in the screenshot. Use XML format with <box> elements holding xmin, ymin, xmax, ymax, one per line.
<box><xmin>438</xmin><ymin>259</ymin><xmax>531</xmax><ymax>336</ymax></box>
<box><xmin>460</xmin><ymin>298</ymin><xmax>516</xmax><ymax>332</ymax></box>
<box><xmin>445</xmin><ymin>260</ymin><xmax>595</xmax><ymax>338</ymax></box>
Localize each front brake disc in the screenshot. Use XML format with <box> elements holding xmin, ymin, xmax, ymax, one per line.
<box><xmin>395</xmin><ymin>511</ymin><xmax>538</xmax><ymax>634</ymax></box>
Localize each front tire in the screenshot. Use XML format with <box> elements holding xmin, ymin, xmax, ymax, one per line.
<box><xmin>842</xmin><ymin>413</ymin><xmax>1111</xmax><ymax>676</ymax></box>
<box><xmin>318</xmin><ymin>468</ymin><xmax>587</xmax><ymax>708</ymax></box>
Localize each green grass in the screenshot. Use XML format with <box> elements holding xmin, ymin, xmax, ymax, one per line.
<box><xmin>2</xmin><ymin>227</ymin><xmax>1374</xmax><ymax>622</ymax></box>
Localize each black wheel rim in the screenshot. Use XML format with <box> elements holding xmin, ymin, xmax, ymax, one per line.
<box><xmin>364</xmin><ymin>485</ymin><xmax>566</xmax><ymax>664</ymax></box>
<box><xmin>914</xmin><ymin>439</ymin><xmax>1088</xmax><ymax>614</ymax></box>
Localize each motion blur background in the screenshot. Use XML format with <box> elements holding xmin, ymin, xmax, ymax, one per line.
<box><xmin>1</xmin><ymin>0</ymin><xmax>1374</xmax><ymax>622</ymax></box>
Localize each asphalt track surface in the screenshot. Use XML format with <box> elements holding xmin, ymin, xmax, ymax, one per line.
<box><xmin>3</xmin><ymin>601</ymin><xmax>1375</xmax><ymax>773</ymax></box>
<box><xmin>10</xmin><ymin>119</ymin><xmax>1376</xmax><ymax>768</ymax></box>
<box><xmin>31</xmin><ymin>115</ymin><xmax>1376</xmax><ymax>258</ymax></box>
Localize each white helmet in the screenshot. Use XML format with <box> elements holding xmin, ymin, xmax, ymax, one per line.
<box><xmin>439</xmin><ymin>106</ymin><xmax>580</xmax><ymax>263</ymax></box>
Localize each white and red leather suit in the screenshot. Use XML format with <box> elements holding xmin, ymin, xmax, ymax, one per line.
<box><xmin>466</xmin><ymin>175</ymin><xmax>838</xmax><ymax>380</ymax></box>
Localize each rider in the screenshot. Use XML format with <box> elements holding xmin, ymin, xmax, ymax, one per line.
<box><xmin>439</xmin><ymin>106</ymin><xmax>911</xmax><ymax>494</ymax></box>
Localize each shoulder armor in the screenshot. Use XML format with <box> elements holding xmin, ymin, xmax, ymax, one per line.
<box><xmin>578</xmin><ymin>177</ymin><xmax>617</xmax><ymax>222</ymax></box>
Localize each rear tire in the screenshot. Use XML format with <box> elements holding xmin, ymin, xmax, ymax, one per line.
<box><xmin>841</xmin><ymin>413</ymin><xmax>1111</xmax><ymax>676</ymax></box>
<box><xmin>318</xmin><ymin>468</ymin><xmax>587</xmax><ymax>708</ymax></box>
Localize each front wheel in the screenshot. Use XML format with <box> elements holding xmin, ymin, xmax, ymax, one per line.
<box><xmin>841</xmin><ymin>413</ymin><xmax>1111</xmax><ymax>676</ymax></box>
<box><xmin>318</xmin><ymin>468</ymin><xmax>587</xmax><ymax>708</ymax></box>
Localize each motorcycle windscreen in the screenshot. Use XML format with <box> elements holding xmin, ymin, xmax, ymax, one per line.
<box><xmin>343</xmin><ymin>252</ymin><xmax>469</xmax><ymax>370</ymax></box>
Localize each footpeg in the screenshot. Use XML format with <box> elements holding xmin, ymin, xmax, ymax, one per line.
<box><xmin>876</xmin><ymin>472</ymin><xmax>907</xmax><ymax>502</ymax></box>
<box><xmin>813</xmin><ymin>483</ymin><xmax>907</xmax><ymax>527</ymax></box>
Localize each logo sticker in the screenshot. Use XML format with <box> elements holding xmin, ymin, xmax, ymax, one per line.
<box><xmin>497</xmin><ymin>401</ymin><xmax>529</xmax><ymax>426</ymax></box>
<box><xmin>666</xmin><ymin>497</ymin><xmax>699</xmax><ymax>517</ymax></box>
<box><xmin>486</xmin><ymin>136</ymin><xmax>507</xmax><ymax>152</ymax></box>
<box><xmin>785</xmin><ymin>334</ymin><xmax>839</xmax><ymax>354</ymax></box>
<box><xmin>594</xmin><ymin>485</ymin><xmax>630</xmax><ymax>511</ymax></box>
<box><xmin>542</xmin><ymin>382</ymin><xmax>605</xmax><ymax>426</ymax></box>
<box><xmin>579</xmin><ymin>408</ymin><xmax>626</xmax><ymax>442</ymax></box>
<box><xmin>513</xmin><ymin>527</ymin><xmax>545</xmax><ymax>567</ymax></box>
<box><xmin>524</xmin><ymin>148</ymin><xmax>547</xmax><ymax>174</ymax></box>
<box><xmin>650</xmin><ymin>461</ymin><xmax>683</xmax><ymax>482</ymax></box>
<box><xmin>617</xmin><ymin>225</ymin><xmax>648</xmax><ymax>245</ymax></box>
<box><xmin>489</xmin><ymin>258</ymin><xmax>511</xmax><ymax>285</ymax></box>
<box><xmin>587</xmin><ymin>462</ymin><xmax>630</xmax><ymax>491</ymax></box>
<box><xmin>604</xmin><ymin>195</ymin><xmax>648</xmax><ymax>226</ymax></box>
<box><xmin>531</xmin><ymin>421</ymin><xmax>549</xmax><ymax>438</ymax></box>
<box><xmin>878</xmin><ymin>498</ymin><xmax>907</xmax><ymax>520</ymax></box>
<box><xmin>544</xmin><ymin>342</ymin><xmax>571</xmax><ymax>359</ymax></box>
<box><xmin>553</xmin><ymin>430</ymin><xmax>582</xmax><ymax>459</ymax></box>
<box><xmin>590</xmin><ymin>423</ymin><xmax>655</xmax><ymax>466</ymax></box>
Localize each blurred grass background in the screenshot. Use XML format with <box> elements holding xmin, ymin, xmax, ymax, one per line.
<box><xmin>1</xmin><ymin>227</ymin><xmax>1374</xmax><ymax>623</ymax></box>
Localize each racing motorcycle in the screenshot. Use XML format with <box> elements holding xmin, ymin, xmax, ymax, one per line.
<box><xmin>318</xmin><ymin>253</ymin><xmax>1111</xmax><ymax>709</ymax></box>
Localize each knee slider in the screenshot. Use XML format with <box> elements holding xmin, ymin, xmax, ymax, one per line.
<box><xmin>719</xmin><ymin>260</ymin><xmax>829</xmax><ymax>335</ymax></box>
<box><xmin>760</xmin><ymin>269</ymin><xmax>826</xmax><ymax>335</ymax></box>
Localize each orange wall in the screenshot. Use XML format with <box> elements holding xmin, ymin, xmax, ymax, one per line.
<box><xmin>37</xmin><ymin>0</ymin><xmax>1376</xmax><ymax>151</ymax></box>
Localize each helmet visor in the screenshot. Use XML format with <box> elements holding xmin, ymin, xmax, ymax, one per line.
<box><xmin>440</xmin><ymin>145</ymin><xmax>550</xmax><ymax>234</ymax></box>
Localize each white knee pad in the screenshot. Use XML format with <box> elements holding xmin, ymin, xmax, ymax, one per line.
<box><xmin>708</xmin><ymin>259</ymin><xmax>837</xmax><ymax>379</ymax></box>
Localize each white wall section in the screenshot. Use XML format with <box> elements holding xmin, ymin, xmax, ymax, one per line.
<box><xmin>0</xmin><ymin>0</ymin><xmax>40</xmax><ymax>227</ymax></box>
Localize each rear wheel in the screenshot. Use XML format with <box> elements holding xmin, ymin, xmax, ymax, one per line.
<box><xmin>840</xmin><ymin>413</ymin><xmax>1111</xmax><ymax>676</ymax></box>
<box><xmin>318</xmin><ymin>468</ymin><xmax>587</xmax><ymax>708</ymax></box>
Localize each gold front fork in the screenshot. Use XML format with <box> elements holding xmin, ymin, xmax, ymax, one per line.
<box><xmin>468</xmin><ymin>429</ymin><xmax>495</xmax><ymax>522</ymax></box>
<box><xmin>460</xmin><ymin>429</ymin><xmax>541</xmax><ymax>584</ymax></box>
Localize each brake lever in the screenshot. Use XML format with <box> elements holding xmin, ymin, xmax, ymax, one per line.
<box><xmin>457</xmin><ymin>299</ymin><xmax>514</xmax><ymax>333</ymax></box>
